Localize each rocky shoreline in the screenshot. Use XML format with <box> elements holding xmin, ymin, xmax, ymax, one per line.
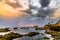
<box><xmin>0</xmin><ymin>32</ymin><xmax>40</xmax><ymax>40</ymax></box>
<box><xmin>0</xmin><ymin>20</ymin><xmax>60</xmax><ymax>40</ymax></box>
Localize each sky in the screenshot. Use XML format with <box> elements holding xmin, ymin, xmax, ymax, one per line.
<box><xmin>0</xmin><ymin>0</ymin><xmax>60</xmax><ymax>27</ymax></box>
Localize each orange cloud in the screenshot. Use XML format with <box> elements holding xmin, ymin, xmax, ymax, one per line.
<box><xmin>50</xmin><ymin>9</ymin><xmax>60</xmax><ymax>19</ymax></box>
<box><xmin>0</xmin><ymin>1</ymin><xmax>28</xmax><ymax>20</ymax></box>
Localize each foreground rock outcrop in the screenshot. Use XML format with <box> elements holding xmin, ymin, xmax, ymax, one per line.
<box><xmin>27</xmin><ymin>32</ymin><xmax>39</xmax><ymax>37</ymax></box>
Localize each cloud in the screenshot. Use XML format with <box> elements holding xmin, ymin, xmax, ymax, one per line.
<box><xmin>28</xmin><ymin>0</ymin><xmax>60</xmax><ymax>20</ymax></box>
<box><xmin>40</xmin><ymin>0</ymin><xmax>50</xmax><ymax>7</ymax></box>
<box><xmin>19</xmin><ymin>22</ymin><xmax>36</xmax><ymax>27</ymax></box>
<box><xmin>51</xmin><ymin>10</ymin><xmax>60</xmax><ymax>19</ymax></box>
<box><xmin>0</xmin><ymin>0</ymin><xmax>59</xmax><ymax>20</ymax></box>
<box><xmin>0</xmin><ymin>0</ymin><xmax>30</xmax><ymax>27</ymax></box>
<box><xmin>0</xmin><ymin>0</ymin><xmax>29</xmax><ymax>20</ymax></box>
<box><xmin>28</xmin><ymin>0</ymin><xmax>55</xmax><ymax>19</ymax></box>
<box><xmin>0</xmin><ymin>0</ymin><xmax>60</xmax><ymax>27</ymax></box>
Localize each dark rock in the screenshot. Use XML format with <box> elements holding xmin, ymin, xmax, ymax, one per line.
<box><xmin>27</xmin><ymin>32</ymin><xmax>39</xmax><ymax>37</ymax></box>
<box><xmin>35</xmin><ymin>27</ymin><xmax>45</xmax><ymax>30</ymax></box>
<box><xmin>14</xmin><ymin>28</ymin><xmax>18</xmax><ymax>29</ymax></box>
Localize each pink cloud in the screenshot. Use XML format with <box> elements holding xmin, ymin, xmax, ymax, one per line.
<box><xmin>19</xmin><ymin>22</ymin><xmax>36</xmax><ymax>27</ymax></box>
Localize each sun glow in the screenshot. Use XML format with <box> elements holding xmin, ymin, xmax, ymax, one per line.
<box><xmin>0</xmin><ymin>0</ymin><xmax>29</xmax><ymax>20</ymax></box>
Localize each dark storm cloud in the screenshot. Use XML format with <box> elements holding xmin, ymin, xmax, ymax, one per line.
<box><xmin>28</xmin><ymin>0</ymin><xmax>55</xmax><ymax>19</ymax></box>
<box><xmin>40</xmin><ymin>0</ymin><xmax>50</xmax><ymax>7</ymax></box>
<box><xmin>37</xmin><ymin>7</ymin><xmax>54</xmax><ymax>19</ymax></box>
<box><xmin>28</xmin><ymin>7</ymin><xmax>54</xmax><ymax>19</ymax></box>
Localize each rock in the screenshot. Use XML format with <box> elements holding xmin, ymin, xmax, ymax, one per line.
<box><xmin>27</xmin><ymin>32</ymin><xmax>39</xmax><ymax>37</ymax></box>
<box><xmin>14</xmin><ymin>28</ymin><xmax>18</xmax><ymax>29</ymax></box>
<box><xmin>35</xmin><ymin>27</ymin><xmax>45</xmax><ymax>30</ymax></box>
